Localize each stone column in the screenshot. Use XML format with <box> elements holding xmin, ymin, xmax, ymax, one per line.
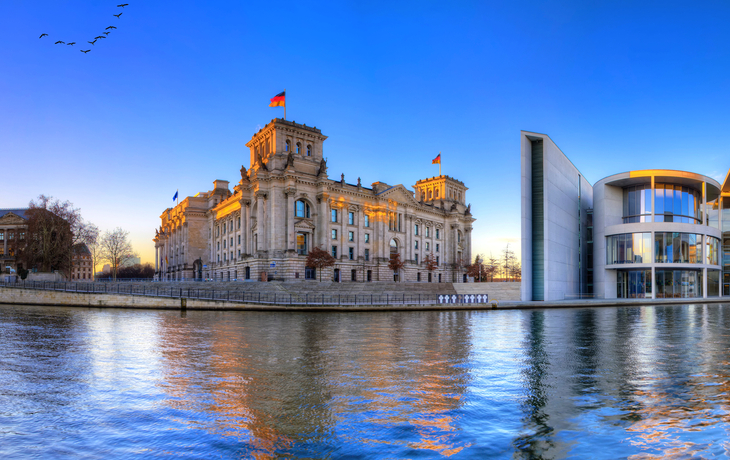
<box><xmin>155</xmin><ymin>245</ymin><xmax>158</xmax><ymax>272</ymax></box>
<box><xmin>244</xmin><ymin>200</ymin><xmax>251</xmax><ymax>254</ymax></box>
<box><xmin>286</xmin><ymin>188</ymin><xmax>296</xmax><ymax>251</ymax></box>
<box><xmin>255</xmin><ymin>191</ymin><xmax>265</xmax><ymax>253</ymax></box>
<box><xmin>703</xmin><ymin>266</ymin><xmax>708</xmax><ymax>298</ymax></box>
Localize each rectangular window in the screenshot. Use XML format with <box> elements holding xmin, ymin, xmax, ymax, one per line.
<box><xmin>426</xmin><ymin>227</ymin><xmax>430</xmax><ymax>237</ymax></box>
<box><xmin>436</xmin><ymin>256</ymin><xmax>439</xmax><ymax>265</ymax></box>
<box><xmin>436</xmin><ymin>229</ymin><xmax>440</xmax><ymax>239</ymax></box>
<box><xmin>230</xmin><ymin>237</ymin><xmax>233</xmax><ymax>246</ymax></box>
<box><xmin>364</xmin><ymin>215</ymin><xmax>370</xmax><ymax>227</ymax></box>
<box><xmin>415</xmin><ymin>224</ymin><xmax>419</xmax><ymax>235</ymax></box>
<box><xmin>238</xmin><ymin>235</ymin><xmax>241</xmax><ymax>244</ymax></box>
<box><xmin>426</xmin><ymin>242</ymin><xmax>430</xmax><ymax>251</ymax></box>
<box><xmin>332</xmin><ymin>229</ymin><xmax>337</xmax><ymax>239</ymax></box>
<box><xmin>349</xmin><ymin>247</ymin><xmax>354</xmax><ymax>260</ymax></box>
<box><xmin>415</xmin><ymin>241</ymin><xmax>419</xmax><ymax>249</ymax></box>
<box><xmin>223</xmin><ymin>240</ymin><xmax>226</xmax><ymax>249</ymax></box>
<box><xmin>297</xmin><ymin>233</ymin><xmax>308</xmax><ymax>255</ymax></box>
<box><xmin>365</xmin><ymin>248</ymin><xmax>370</xmax><ymax>261</ymax></box>
<box><xmin>415</xmin><ymin>253</ymin><xmax>419</xmax><ymax>264</ymax></box>
<box><xmin>436</xmin><ymin>243</ymin><xmax>440</xmax><ymax>252</ymax></box>
<box><xmin>331</xmin><ymin>209</ymin><xmax>338</xmax><ymax>222</ymax></box>
<box><xmin>348</xmin><ymin>212</ymin><xmax>354</xmax><ymax>225</ymax></box>
<box><xmin>365</xmin><ymin>233</ymin><xmax>370</xmax><ymax>243</ymax></box>
<box><xmin>0</xmin><ymin>231</ymin><xmax>4</xmax><ymax>240</ymax></box>
<box><xmin>348</xmin><ymin>231</ymin><xmax>354</xmax><ymax>242</ymax></box>
<box><xmin>332</xmin><ymin>246</ymin><xmax>338</xmax><ymax>258</ymax></box>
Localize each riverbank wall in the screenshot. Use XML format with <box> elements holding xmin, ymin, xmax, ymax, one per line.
<box><xmin>1</xmin><ymin>286</ymin><xmax>726</xmax><ymax>311</ymax></box>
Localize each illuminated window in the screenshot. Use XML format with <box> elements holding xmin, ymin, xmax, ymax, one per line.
<box><xmin>307</xmin><ymin>145</ymin><xmax>312</xmax><ymax>156</ymax></box>
<box><xmin>297</xmin><ymin>233</ymin><xmax>308</xmax><ymax>255</ymax></box>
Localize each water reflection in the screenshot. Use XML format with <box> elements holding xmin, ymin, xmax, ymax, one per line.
<box><xmin>2</xmin><ymin>304</ymin><xmax>730</xmax><ymax>458</ymax></box>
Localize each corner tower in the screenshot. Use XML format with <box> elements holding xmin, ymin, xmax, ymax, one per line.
<box><xmin>245</xmin><ymin>119</ymin><xmax>328</xmax><ymax>176</ymax></box>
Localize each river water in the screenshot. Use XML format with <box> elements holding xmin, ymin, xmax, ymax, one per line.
<box><xmin>1</xmin><ymin>304</ymin><xmax>730</xmax><ymax>459</ymax></box>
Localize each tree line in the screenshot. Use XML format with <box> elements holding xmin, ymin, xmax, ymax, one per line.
<box><xmin>16</xmin><ymin>195</ymin><xmax>139</xmax><ymax>281</ymax></box>
<box><xmin>465</xmin><ymin>244</ymin><xmax>521</xmax><ymax>282</ymax></box>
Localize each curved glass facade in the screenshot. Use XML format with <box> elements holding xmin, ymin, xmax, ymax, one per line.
<box><xmin>706</xmin><ymin>236</ymin><xmax>720</xmax><ymax>265</ymax></box>
<box><xmin>654</xmin><ymin>183</ymin><xmax>701</xmax><ymax>223</ymax></box>
<box><xmin>654</xmin><ymin>232</ymin><xmax>703</xmax><ymax>264</ymax></box>
<box><xmin>617</xmin><ymin>269</ymin><xmax>652</xmax><ymax>298</ymax></box>
<box><xmin>606</xmin><ymin>233</ymin><xmax>651</xmax><ymax>264</ymax></box>
<box><xmin>655</xmin><ymin>269</ymin><xmax>702</xmax><ymax>298</ymax></box>
<box><xmin>623</xmin><ymin>185</ymin><xmax>652</xmax><ymax>223</ymax></box>
<box><xmin>622</xmin><ymin>183</ymin><xmax>703</xmax><ymax>224</ymax></box>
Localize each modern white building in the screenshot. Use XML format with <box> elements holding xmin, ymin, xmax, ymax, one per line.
<box><xmin>522</xmin><ymin>131</ymin><xmax>730</xmax><ymax>301</ymax></box>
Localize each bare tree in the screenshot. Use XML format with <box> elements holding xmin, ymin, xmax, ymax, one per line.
<box><xmin>68</xmin><ymin>222</ymin><xmax>98</xmax><ymax>278</ymax></box>
<box><xmin>99</xmin><ymin>228</ymin><xmax>137</xmax><ymax>281</ymax></box>
<box><xmin>424</xmin><ymin>253</ymin><xmax>438</xmax><ymax>280</ymax></box>
<box><xmin>305</xmin><ymin>246</ymin><xmax>335</xmax><ymax>282</ymax></box>
<box><xmin>487</xmin><ymin>253</ymin><xmax>499</xmax><ymax>282</ymax></box>
<box><xmin>22</xmin><ymin>195</ymin><xmax>77</xmax><ymax>274</ymax></box>
<box><xmin>87</xmin><ymin>228</ymin><xmax>103</xmax><ymax>281</ymax></box>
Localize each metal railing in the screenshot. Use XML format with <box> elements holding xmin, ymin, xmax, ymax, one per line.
<box><xmin>1</xmin><ymin>280</ymin><xmax>489</xmax><ymax>306</ymax></box>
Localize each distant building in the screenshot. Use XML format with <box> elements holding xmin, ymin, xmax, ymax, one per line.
<box><xmin>154</xmin><ymin>119</ymin><xmax>475</xmax><ymax>282</ymax></box>
<box><xmin>122</xmin><ymin>256</ymin><xmax>141</xmax><ymax>267</ymax></box>
<box><xmin>0</xmin><ymin>209</ymin><xmax>28</xmax><ymax>274</ymax></box>
<box><xmin>71</xmin><ymin>243</ymin><xmax>93</xmax><ymax>282</ymax></box>
<box><xmin>521</xmin><ymin>131</ymin><xmax>729</xmax><ymax>301</ymax></box>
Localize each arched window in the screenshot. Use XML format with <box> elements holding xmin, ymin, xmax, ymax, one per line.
<box><xmin>285</xmin><ymin>140</ymin><xmax>291</xmax><ymax>152</ymax></box>
<box><xmin>306</xmin><ymin>144</ymin><xmax>312</xmax><ymax>156</ymax></box>
<box><xmin>435</xmin><ymin>188</ymin><xmax>439</xmax><ymax>198</ymax></box>
<box><xmin>390</xmin><ymin>239</ymin><xmax>398</xmax><ymax>253</ymax></box>
<box><xmin>295</xmin><ymin>200</ymin><xmax>310</xmax><ymax>218</ymax></box>
<box><xmin>296</xmin><ymin>142</ymin><xmax>301</xmax><ymax>154</ymax></box>
<box><xmin>428</xmin><ymin>190</ymin><xmax>432</xmax><ymax>199</ymax></box>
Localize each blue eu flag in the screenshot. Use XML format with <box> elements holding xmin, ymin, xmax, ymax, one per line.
<box><xmin>173</xmin><ymin>190</ymin><xmax>178</xmax><ymax>202</ymax></box>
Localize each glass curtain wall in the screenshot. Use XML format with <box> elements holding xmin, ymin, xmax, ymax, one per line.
<box><xmin>708</xmin><ymin>269</ymin><xmax>721</xmax><ymax>297</ymax></box>
<box><xmin>655</xmin><ymin>269</ymin><xmax>702</xmax><ymax>298</ymax></box>
<box><xmin>654</xmin><ymin>184</ymin><xmax>701</xmax><ymax>223</ymax></box>
<box><xmin>706</xmin><ymin>236</ymin><xmax>720</xmax><ymax>265</ymax></box>
<box><xmin>623</xmin><ymin>185</ymin><xmax>652</xmax><ymax>223</ymax></box>
<box><xmin>654</xmin><ymin>232</ymin><xmax>704</xmax><ymax>264</ymax></box>
<box><xmin>617</xmin><ymin>269</ymin><xmax>652</xmax><ymax>298</ymax></box>
<box><xmin>606</xmin><ymin>233</ymin><xmax>651</xmax><ymax>264</ymax></box>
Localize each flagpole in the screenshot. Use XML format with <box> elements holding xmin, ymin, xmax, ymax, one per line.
<box><xmin>439</xmin><ymin>152</ymin><xmax>441</xmax><ymax>176</ymax></box>
<box><xmin>284</xmin><ymin>88</ymin><xmax>286</xmax><ymax>121</ymax></box>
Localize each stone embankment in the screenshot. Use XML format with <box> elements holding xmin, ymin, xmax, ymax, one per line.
<box><xmin>0</xmin><ymin>281</ymin><xmax>520</xmax><ymax>311</ymax></box>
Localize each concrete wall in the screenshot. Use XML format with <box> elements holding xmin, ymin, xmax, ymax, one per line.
<box><xmin>521</xmin><ymin>131</ymin><xmax>593</xmax><ymax>301</ymax></box>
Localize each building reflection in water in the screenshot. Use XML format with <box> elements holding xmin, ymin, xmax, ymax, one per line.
<box><xmin>154</xmin><ymin>310</ymin><xmax>474</xmax><ymax>457</ymax></box>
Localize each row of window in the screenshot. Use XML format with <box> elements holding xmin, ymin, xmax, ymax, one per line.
<box><xmin>0</xmin><ymin>231</ymin><xmax>24</xmax><ymax>240</ymax></box>
<box><xmin>606</xmin><ymin>232</ymin><xmax>721</xmax><ymax>265</ymax></box>
<box><xmin>328</xmin><ymin>245</ymin><xmax>441</xmax><ymax>265</ymax></box>
<box><xmin>216</xmin><ymin>218</ymin><xmax>241</xmax><ymax>237</ymax></box>
<box><xmin>284</xmin><ymin>140</ymin><xmax>312</xmax><ymax>156</ymax></box>
<box><xmin>329</xmin><ymin>208</ymin><xmax>370</xmax><ymax>227</ymax></box>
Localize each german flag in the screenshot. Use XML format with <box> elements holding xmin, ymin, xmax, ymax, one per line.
<box><xmin>269</xmin><ymin>91</ymin><xmax>285</xmax><ymax>107</ymax></box>
<box><xmin>432</xmin><ymin>153</ymin><xmax>441</xmax><ymax>164</ymax></box>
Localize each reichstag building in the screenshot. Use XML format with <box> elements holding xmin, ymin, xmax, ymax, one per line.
<box><xmin>154</xmin><ymin>119</ymin><xmax>475</xmax><ymax>282</ymax></box>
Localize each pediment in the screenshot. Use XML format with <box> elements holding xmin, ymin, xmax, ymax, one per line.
<box><xmin>377</xmin><ymin>185</ymin><xmax>420</xmax><ymax>206</ymax></box>
<box><xmin>294</xmin><ymin>219</ymin><xmax>316</xmax><ymax>230</ymax></box>
<box><xmin>0</xmin><ymin>212</ymin><xmax>26</xmax><ymax>225</ymax></box>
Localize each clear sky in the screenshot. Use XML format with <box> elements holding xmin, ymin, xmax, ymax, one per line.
<box><xmin>2</xmin><ymin>0</ymin><xmax>729</xmax><ymax>268</ymax></box>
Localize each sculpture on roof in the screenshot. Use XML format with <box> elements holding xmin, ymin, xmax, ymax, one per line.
<box><xmin>240</xmin><ymin>165</ymin><xmax>248</xmax><ymax>181</ymax></box>
<box><xmin>317</xmin><ymin>157</ymin><xmax>327</xmax><ymax>176</ymax></box>
<box><xmin>257</xmin><ymin>153</ymin><xmax>268</xmax><ymax>171</ymax></box>
<box><xmin>465</xmin><ymin>203</ymin><xmax>471</xmax><ymax>215</ymax></box>
<box><xmin>286</xmin><ymin>151</ymin><xmax>295</xmax><ymax>168</ymax></box>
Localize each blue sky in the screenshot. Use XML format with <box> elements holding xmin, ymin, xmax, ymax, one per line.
<box><xmin>2</xmin><ymin>0</ymin><xmax>729</xmax><ymax>266</ymax></box>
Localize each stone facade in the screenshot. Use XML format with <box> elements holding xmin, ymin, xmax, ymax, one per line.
<box><xmin>71</xmin><ymin>243</ymin><xmax>93</xmax><ymax>281</ymax></box>
<box><xmin>154</xmin><ymin>119</ymin><xmax>475</xmax><ymax>282</ymax></box>
<box><xmin>0</xmin><ymin>209</ymin><xmax>28</xmax><ymax>275</ymax></box>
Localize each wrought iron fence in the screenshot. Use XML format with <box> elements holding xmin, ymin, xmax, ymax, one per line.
<box><xmin>1</xmin><ymin>280</ymin><xmax>489</xmax><ymax>306</ymax></box>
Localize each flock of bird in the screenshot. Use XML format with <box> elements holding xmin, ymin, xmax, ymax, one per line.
<box><xmin>39</xmin><ymin>3</ymin><xmax>129</xmax><ymax>54</ymax></box>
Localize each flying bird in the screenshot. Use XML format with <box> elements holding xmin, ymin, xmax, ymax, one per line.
<box><xmin>95</xmin><ymin>36</ymin><xmax>105</xmax><ymax>39</ymax></box>
<box><xmin>117</xmin><ymin>3</ymin><xmax>129</xmax><ymax>7</ymax></box>
<box><xmin>106</xmin><ymin>26</ymin><xmax>117</xmax><ymax>30</ymax></box>
<box><xmin>103</xmin><ymin>32</ymin><xmax>111</xmax><ymax>35</ymax></box>
<box><xmin>88</xmin><ymin>39</ymin><xmax>97</xmax><ymax>45</ymax></box>
<box><xmin>67</xmin><ymin>42</ymin><xmax>76</xmax><ymax>46</ymax></box>
<box><xmin>80</xmin><ymin>50</ymin><xmax>90</xmax><ymax>54</ymax></box>
<box><xmin>39</xmin><ymin>33</ymin><xmax>48</xmax><ymax>39</ymax></box>
<box><xmin>114</xmin><ymin>13</ymin><xmax>123</xmax><ymax>18</ymax></box>
<box><xmin>55</xmin><ymin>40</ymin><xmax>65</xmax><ymax>44</ymax></box>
